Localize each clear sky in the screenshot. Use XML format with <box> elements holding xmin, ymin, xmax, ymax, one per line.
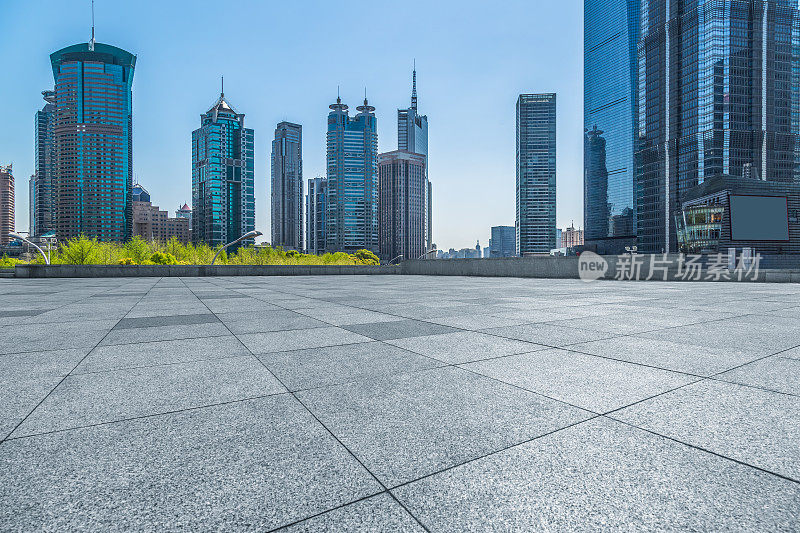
<box><xmin>0</xmin><ymin>0</ymin><xmax>584</xmax><ymax>250</ymax></box>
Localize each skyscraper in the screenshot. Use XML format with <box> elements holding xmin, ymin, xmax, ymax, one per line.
<box><xmin>0</xmin><ymin>165</ymin><xmax>14</xmax><ymax>245</ymax></box>
<box><xmin>306</xmin><ymin>177</ymin><xmax>327</xmax><ymax>255</ymax></box>
<box><xmin>636</xmin><ymin>0</ymin><xmax>800</xmax><ymax>253</ymax></box>
<box><xmin>30</xmin><ymin>90</ymin><xmax>56</xmax><ymax>238</ymax></box>
<box><xmin>378</xmin><ymin>150</ymin><xmax>426</xmax><ymax>262</ymax></box>
<box><xmin>583</xmin><ymin>0</ymin><xmax>639</xmax><ymax>254</ymax></box>
<box><xmin>271</xmin><ymin>122</ymin><xmax>303</xmax><ymax>250</ymax></box>
<box><xmin>516</xmin><ymin>93</ymin><xmax>557</xmax><ymax>255</ymax></box>
<box><xmin>489</xmin><ymin>225</ymin><xmax>516</xmax><ymax>257</ymax></box>
<box><xmin>397</xmin><ymin>66</ymin><xmax>431</xmax><ymax>249</ymax></box>
<box><xmin>325</xmin><ymin>95</ymin><xmax>379</xmax><ymax>254</ymax></box>
<box><xmin>50</xmin><ymin>41</ymin><xmax>136</xmax><ymax>242</ymax></box>
<box><xmin>191</xmin><ymin>85</ymin><xmax>255</xmax><ymax>247</ymax></box>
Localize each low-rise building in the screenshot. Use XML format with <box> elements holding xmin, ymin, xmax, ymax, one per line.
<box><xmin>132</xmin><ymin>184</ymin><xmax>190</xmax><ymax>243</ymax></box>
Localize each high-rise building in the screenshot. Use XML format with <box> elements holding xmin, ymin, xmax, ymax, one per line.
<box><xmin>561</xmin><ymin>223</ymin><xmax>584</xmax><ymax>249</ymax></box>
<box><xmin>306</xmin><ymin>177</ymin><xmax>327</xmax><ymax>255</ymax></box>
<box><xmin>271</xmin><ymin>122</ymin><xmax>303</xmax><ymax>250</ymax></box>
<box><xmin>398</xmin><ymin>66</ymin><xmax>432</xmax><ymax>250</ymax></box>
<box><xmin>325</xmin><ymin>95</ymin><xmax>379</xmax><ymax>254</ymax></box>
<box><xmin>516</xmin><ymin>93</ymin><xmax>557</xmax><ymax>255</ymax></box>
<box><xmin>583</xmin><ymin>0</ymin><xmax>639</xmax><ymax>255</ymax></box>
<box><xmin>132</xmin><ymin>183</ymin><xmax>190</xmax><ymax>243</ymax></box>
<box><xmin>489</xmin><ymin>225</ymin><xmax>516</xmax><ymax>257</ymax></box>
<box><xmin>0</xmin><ymin>165</ymin><xmax>14</xmax><ymax>245</ymax></box>
<box><xmin>30</xmin><ymin>90</ymin><xmax>56</xmax><ymax>238</ymax></box>
<box><xmin>50</xmin><ymin>41</ymin><xmax>136</xmax><ymax>242</ymax></box>
<box><xmin>378</xmin><ymin>150</ymin><xmax>427</xmax><ymax>262</ymax></box>
<box><xmin>636</xmin><ymin>0</ymin><xmax>800</xmax><ymax>253</ymax></box>
<box><xmin>191</xmin><ymin>86</ymin><xmax>255</xmax><ymax>247</ymax></box>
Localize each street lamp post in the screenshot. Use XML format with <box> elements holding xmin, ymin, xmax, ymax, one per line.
<box><xmin>416</xmin><ymin>249</ymin><xmax>437</xmax><ymax>260</ymax></box>
<box><xmin>8</xmin><ymin>233</ymin><xmax>50</xmax><ymax>265</ymax></box>
<box><xmin>211</xmin><ymin>230</ymin><xmax>263</xmax><ymax>265</ymax></box>
<box><xmin>387</xmin><ymin>254</ymin><xmax>404</xmax><ymax>265</ymax></box>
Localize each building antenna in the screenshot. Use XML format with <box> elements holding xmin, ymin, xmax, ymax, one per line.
<box><xmin>221</xmin><ymin>75</ymin><xmax>224</xmax><ymax>97</ymax></box>
<box><xmin>89</xmin><ymin>0</ymin><xmax>96</xmax><ymax>51</ymax></box>
<box><xmin>411</xmin><ymin>59</ymin><xmax>418</xmax><ymax>110</ymax></box>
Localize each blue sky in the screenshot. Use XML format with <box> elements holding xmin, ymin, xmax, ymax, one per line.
<box><xmin>0</xmin><ymin>0</ymin><xmax>584</xmax><ymax>249</ymax></box>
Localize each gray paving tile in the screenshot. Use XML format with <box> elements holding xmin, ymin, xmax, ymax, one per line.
<box><xmin>238</xmin><ymin>327</ymin><xmax>372</xmax><ymax>354</ymax></box>
<box><xmin>297</xmin><ymin>366</ymin><xmax>591</xmax><ymax>486</ymax></box>
<box><xmin>463</xmin><ymin>348</ymin><xmax>695</xmax><ymax>412</ymax></box>
<box><xmin>99</xmin><ymin>322</ymin><xmax>232</xmax><ymax>346</ymax></box>
<box><xmin>342</xmin><ymin>319</ymin><xmax>458</xmax><ymax>341</ymax></box>
<box><xmin>0</xmin><ymin>349</ymin><xmax>88</xmax><ymax>440</ymax></box>
<box><xmin>114</xmin><ymin>313</ymin><xmax>220</xmax><ymax>330</ymax></box>
<box><xmin>257</xmin><ymin>341</ymin><xmax>439</xmax><ymax>391</ymax></box>
<box><xmin>716</xmin><ymin>356</ymin><xmax>800</xmax><ymax>396</ymax></box>
<box><xmin>480</xmin><ymin>322</ymin><xmax>618</xmax><ymax>347</ymax></box>
<box><xmin>0</xmin><ymin>320</ymin><xmax>117</xmax><ymax>354</ymax></box>
<box><xmin>277</xmin><ymin>493</ymin><xmax>424</xmax><ymax>532</ymax></box>
<box><xmin>0</xmin><ymin>395</ymin><xmax>382</xmax><ymax>530</ymax></box>
<box><xmin>569</xmin><ymin>335</ymin><xmax>756</xmax><ymax>376</ymax></box>
<box><xmin>782</xmin><ymin>346</ymin><xmax>800</xmax><ymax>360</ymax></box>
<box><xmin>12</xmin><ymin>356</ymin><xmax>286</xmax><ymax>437</ymax></box>
<box><xmin>0</xmin><ymin>309</ymin><xmax>46</xmax><ymax>318</ymax></box>
<box><xmin>297</xmin><ymin>308</ymin><xmax>404</xmax><ymax>326</ymax></box>
<box><xmin>74</xmin><ymin>335</ymin><xmax>250</xmax><ymax>374</ymax></box>
<box><xmin>424</xmin><ymin>314</ymin><xmax>531</xmax><ymax>330</ymax></box>
<box><xmin>393</xmin><ymin>417</ymin><xmax>800</xmax><ymax>532</ymax></box>
<box><xmin>386</xmin><ymin>331</ymin><xmax>545</xmax><ymax>364</ymax></box>
<box><xmin>612</xmin><ymin>379</ymin><xmax>800</xmax><ymax>480</ymax></box>
<box><xmin>217</xmin><ymin>310</ymin><xmax>328</xmax><ymax>334</ymax></box>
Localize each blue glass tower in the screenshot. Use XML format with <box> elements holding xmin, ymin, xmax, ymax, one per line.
<box><xmin>583</xmin><ymin>0</ymin><xmax>639</xmax><ymax>254</ymax></box>
<box><xmin>325</xmin><ymin>95</ymin><xmax>379</xmax><ymax>254</ymax></box>
<box><xmin>191</xmin><ymin>87</ymin><xmax>255</xmax><ymax>247</ymax></box>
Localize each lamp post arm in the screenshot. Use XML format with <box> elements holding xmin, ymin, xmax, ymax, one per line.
<box><xmin>9</xmin><ymin>234</ymin><xmax>50</xmax><ymax>265</ymax></box>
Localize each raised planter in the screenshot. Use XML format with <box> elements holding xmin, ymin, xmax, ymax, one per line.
<box><xmin>13</xmin><ymin>264</ymin><xmax>399</xmax><ymax>278</ymax></box>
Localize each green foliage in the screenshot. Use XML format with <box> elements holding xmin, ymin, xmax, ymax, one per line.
<box><xmin>352</xmin><ymin>249</ymin><xmax>380</xmax><ymax>265</ymax></box>
<box><xmin>124</xmin><ymin>237</ymin><xmax>152</xmax><ymax>264</ymax></box>
<box><xmin>56</xmin><ymin>236</ymin><xmax>102</xmax><ymax>265</ymax></box>
<box><xmin>0</xmin><ymin>255</ymin><xmax>24</xmax><ymax>269</ymax></box>
<box><xmin>149</xmin><ymin>252</ymin><xmax>178</xmax><ymax>265</ymax></box>
<box><xmin>117</xmin><ymin>257</ymin><xmax>137</xmax><ymax>265</ymax></box>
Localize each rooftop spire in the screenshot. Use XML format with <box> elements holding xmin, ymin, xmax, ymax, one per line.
<box><xmin>411</xmin><ymin>59</ymin><xmax>417</xmax><ymax>110</ymax></box>
<box><xmin>89</xmin><ymin>0</ymin><xmax>95</xmax><ymax>51</ymax></box>
<box><xmin>221</xmin><ymin>75</ymin><xmax>224</xmax><ymax>97</ymax></box>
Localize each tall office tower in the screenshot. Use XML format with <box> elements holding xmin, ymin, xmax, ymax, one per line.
<box><xmin>271</xmin><ymin>122</ymin><xmax>303</xmax><ymax>250</ymax></box>
<box><xmin>50</xmin><ymin>41</ymin><xmax>136</xmax><ymax>242</ymax></box>
<box><xmin>637</xmin><ymin>0</ymin><xmax>800</xmax><ymax>253</ymax></box>
<box><xmin>306</xmin><ymin>177</ymin><xmax>327</xmax><ymax>254</ymax></box>
<box><xmin>191</xmin><ymin>86</ymin><xmax>255</xmax><ymax>247</ymax></box>
<box><xmin>584</xmin><ymin>0</ymin><xmax>639</xmax><ymax>254</ymax></box>
<box><xmin>398</xmin><ymin>66</ymin><xmax>431</xmax><ymax>249</ymax></box>
<box><xmin>30</xmin><ymin>90</ymin><xmax>56</xmax><ymax>237</ymax></box>
<box><xmin>516</xmin><ymin>93</ymin><xmax>557</xmax><ymax>255</ymax></box>
<box><xmin>489</xmin><ymin>225</ymin><xmax>516</xmax><ymax>257</ymax></box>
<box><xmin>325</xmin><ymin>95</ymin><xmax>379</xmax><ymax>254</ymax></box>
<box><xmin>0</xmin><ymin>165</ymin><xmax>14</xmax><ymax>245</ymax></box>
<box><xmin>378</xmin><ymin>150</ymin><xmax>426</xmax><ymax>261</ymax></box>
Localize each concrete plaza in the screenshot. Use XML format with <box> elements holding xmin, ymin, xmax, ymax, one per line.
<box><xmin>0</xmin><ymin>275</ymin><xmax>798</xmax><ymax>531</ymax></box>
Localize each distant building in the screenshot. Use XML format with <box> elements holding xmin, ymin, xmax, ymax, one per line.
<box><xmin>50</xmin><ymin>42</ymin><xmax>136</xmax><ymax>242</ymax></box>
<box><xmin>483</xmin><ymin>246</ymin><xmax>490</xmax><ymax>259</ymax></box>
<box><xmin>326</xmin><ymin>95</ymin><xmax>379</xmax><ymax>254</ymax></box>
<box><xmin>30</xmin><ymin>90</ymin><xmax>56</xmax><ymax>237</ymax></box>
<box><xmin>306</xmin><ymin>177</ymin><xmax>326</xmax><ymax>254</ymax></box>
<box><xmin>516</xmin><ymin>93</ymin><xmax>557</xmax><ymax>254</ymax></box>
<box><xmin>132</xmin><ymin>183</ymin><xmax>190</xmax><ymax>243</ymax></box>
<box><xmin>191</xmin><ymin>86</ymin><xmax>255</xmax><ymax>247</ymax></box>
<box><xmin>489</xmin><ymin>225</ymin><xmax>515</xmax><ymax>257</ymax></box>
<box><xmin>271</xmin><ymin>122</ymin><xmax>303</xmax><ymax>250</ymax></box>
<box><xmin>176</xmin><ymin>203</ymin><xmax>191</xmax><ymax>221</ymax></box>
<box><xmin>398</xmin><ymin>66</ymin><xmax>431</xmax><ymax>250</ymax></box>
<box><xmin>0</xmin><ymin>165</ymin><xmax>14</xmax><ymax>245</ymax></box>
<box><xmin>561</xmin><ymin>223</ymin><xmax>584</xmax><ymax>249</ymax></box>
<box><xmin>556</xmin><ymin>228</ymin><xmax>562</xmax><ymax>249</ymax></box>
<box><xmin>378</xmin><ymin>150</ymin><xmax>426</xmax><ymax>262</ymax></box>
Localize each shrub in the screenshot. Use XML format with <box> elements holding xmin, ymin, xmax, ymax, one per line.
<box><xmin>56</xmin><ymin>236</ymin><xmax>101</xmax><ymax>265</ymax></box>
<box><xmin>149</xmin><ymin>252</ymin><xmax>178</xmax><ymax>265</ymax></box>
<box><xmin>117</xmin><ymin>257</ymin><xmax>137</xmax><ymax>265</ymax></box>
<box><xmin>124</xmin><ymin>237</ymin><xmax>152</xmax><ymax>264</ymax></box>
<box><xmin>352</xmin><ymin>249</ymin><xmax>380</xmax><ymax>265</ymax></box>
<box><xmin>0</xmin><ymin>255</ymin><xmax>24</xmax><ymax>269</ymax></box>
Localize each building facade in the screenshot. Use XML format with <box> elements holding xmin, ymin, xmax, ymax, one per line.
<box><xmin>306</xmin><ymin>177</ymin><xmax>327</xmax><ymax>255</ymax></box>
<box><xmin>489</xmin><ymin>225</ymin><xmax>516</xmax><ymax>257</ymax></box>
<box><xmin>398</xmin><ymin>67</ymin><xmax>431</xmax><ymax>250</ymax></box>
<box><xmin>271</xmin><ymin>122</ymin><xmax>303</xmax><ymax>250</ymax></box>
<box><xmin>378</xmin><ymin>150</ymin><xmax>427</xmax><ymax>262</ymax></box>
<box><xmin>636</xmin><ymin>0</ymin><xmax>800</xmax><ymax>253</ymax></box>
<box><xmin>0</xmin><ymin>165</ymin><xmax>14</xmax><ymax>245</ymax></box>
<box><xmin>50</xmin><ymin>42</ymin><xmax>136</xmax><ymax>242</ymax></box>
<box><xmin>325</xmin><ymin>96</ymin><xmax>379</xmax><ymax>254</ymax></box>
<box><xmin>132</xmin><ymin>183</ymin><xmax>190</xmax><ymax>243</ymax></box>
<box><xmin>191</xmin><ymin>90</ymin><xmax>255</xmax><ymax>247</ymax></box>
<box><xmin>30</xmin><ymin>90</ymin><xmax>56</xmax><ymax>238</ymax></box>
<box><xmin>561</xmin><ymin>223</ymin><xmax>585</xmax><ymax>249</ymax></box>
<box><xmin>516</xmin><ymin>93</ymin><xmax>557</xmax><ymax>254</ymax></box>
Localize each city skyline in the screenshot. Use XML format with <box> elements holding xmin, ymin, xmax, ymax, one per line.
<box><xmin>0</xmin><ymin>0</ymin><xmax>584</xmax><ymax>250</ymax></box>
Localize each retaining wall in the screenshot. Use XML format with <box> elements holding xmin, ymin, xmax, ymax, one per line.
<box><xmin>13</xmin><ymin>264</ymin><xmax>401</xmax><ymax>278</ymax></box>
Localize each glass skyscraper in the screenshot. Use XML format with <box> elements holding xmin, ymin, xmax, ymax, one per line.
<box><xmin>378</xmin><ymin>150</ymin><xmax>427</xmax><ymax>262</ymax></box>
<box><xmin>636</xmin><ymin>0</ymin><xmax>800</xmax><ymax>253</ymax></box>
<box><xmin>191</xmin><ymin>89</ymin><xmax>255</xmax><ymax>247</ymax></box>
<box><xmin>325</xmin><ymin>95</ymin><xmax>379</xmax><ymax>254</ymax></box>
<box><xmin>49</xmin><ymin>42</ymin><xmax>136</xmax><ymax>242</ymax></box>
<box><xmin>30</xmin><ymin>90</ymin><xmax>56</xmax><ymax>238</ymax></box>
<box><xmin>584</xmin><ymin>0</ymin><xmax>639</xmax><ymax>253</ymax></box>
<box><xmin>306</xmin><ymin>177</ymin><xmax>326</xmax><ymax>255</ymax></box>
<box><xmin>271</xmin><ymin>121</ymin><xmax>303</xmax><ymax>250</ymax></box>
<box><xmin>516</xmin><ymin>93</ymin><xmax>557</xmax><ymax>255</ymax></box>
<box><xmin>489</xmin><ymin>225</ymin><xmax>516</xmax><ymax>257</ymax></box>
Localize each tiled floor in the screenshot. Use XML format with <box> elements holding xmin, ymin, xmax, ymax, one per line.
<box><xmin>0</xmin><ymin>276</ymin><xmax>799</xmax><ymax>531</ymax></box>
